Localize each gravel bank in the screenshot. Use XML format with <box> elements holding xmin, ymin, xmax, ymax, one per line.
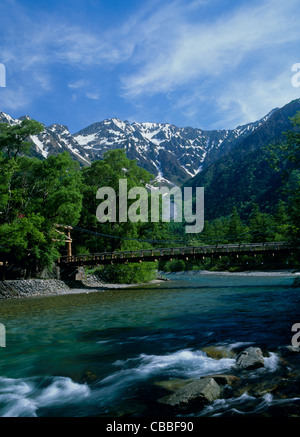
<box><xmin>0</xmin><ymin>277</ymin><xmax>164</xmax><ymax>299</ymax></box>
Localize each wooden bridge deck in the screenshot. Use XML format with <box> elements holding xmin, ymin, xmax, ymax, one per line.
<box><xmin>57</xmin><ymin>242</ymin><xmax>296</xmax><ymax>266</ymax></box>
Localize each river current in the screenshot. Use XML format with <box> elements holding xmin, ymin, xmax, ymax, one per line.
<box><xmin>0</xmin><ymin>272</ymin><xmax>299</xmax><ymax>417</ymax></box>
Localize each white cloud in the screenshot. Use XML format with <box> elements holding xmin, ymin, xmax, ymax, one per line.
<box><xmin>213</xmin><ymin>70</ymin><xmax>300</xmax><ymax>129</ymax></box>
<box><xmin>120</xmin><ymin>0</ymin><xmax>300</xmax><ymax>98</ymax></box>
<box><xmin>68</xmin><ymin>80</ymin><xmax>100</xmax><ymax>100</ymax></box>
<box><xmin>86</xmin><ymin>91</ymin><xmax>100</xmax><ymax>100</ymax></box>
<box><xmin>0</xmin><ymin>0</ymin><xmax>299</xmax><ymax>128</ymax></box>
<box><xmin>68</xmin><ymin>80</ymin><xmax>89</xmax><ymax>89</ymax></box>
<box><xmin>0</xmin><ymin>86</ymin><xmax>32</xmax><ymax>111</ymax></box>
<box><xmin>3</xmin><ymin>0</ymin><xmax>298</xmax><ymax>97</ymax></box>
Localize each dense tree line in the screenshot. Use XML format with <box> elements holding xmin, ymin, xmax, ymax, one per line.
<box><xmin>0</xmin><ymin>114</ymin><xmax>299</xmax><ymax>281</ymax></box>
<box><xmin>162</xmin><ymin>112</ymin><xmax>300</xmax><ymax>272</ymax></box>
<box><xmin>0</xmin><ymin>120</ymin><xmax>168</xmax><ymax>281</ymax></box>
<box><xmin>0</xmin><ymin>120</ymin><xmax>83</xmax><ymax>279</ymax></box>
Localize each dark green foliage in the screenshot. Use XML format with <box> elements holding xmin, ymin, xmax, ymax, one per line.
<box><xmin>227</xmin><ymin>207</ymin><xmax>248</xmax><ymax>242</ymax></box>
<box><xmin>0</xmin><ymin>152</ymin><xmax>83</xmax><ymax>278</ymax></box>
<box><xmin>248</xmin><ymin>204</ymin><xmax>274</xmax><ymax>242</ymax></box>
<box><xmin>0</xmin><ymin>119</ymin><xmax>44</xmax><ymax>160</ymax></box>
<box><xmin>265</xmin><ymin>112</ymin><xmax>300</xmax><ymax>243</ymax></box>
<box><xmin>162</xmin><ymin>259</ymin><xmax>187</xmax><ymax>273</ymax></box>
<box><xmin>93</xmin><ymin>241</ymin><xmax>157</xmax><ymax>284</ymax></box>
<box><xmin>76</xmin><ymin>149</ymin><xmax>161</xmax><ymax>283</ymax></box>
<box><xmin>184</xmin><ymin>100</ymin><xmax>300</xmax><ymax>220</ymax></box>
<box><xmin>177</xmin><ymin>110</ymin><xmax>300</xmax><ymax>271</ymax></box>
<box><xmin>1</xmin><ymin>108</ymin><xmax>300</xmax><ymax>280</ymax></box>
<box><xmin>267</xmin><ymin>112</ymin><xmax>300</xmax><ymax>173</ymax></box>
<box><xmin>0</xmin><ymin>120</ymin><xmax>83</xmax><ymax>277</ymax></box>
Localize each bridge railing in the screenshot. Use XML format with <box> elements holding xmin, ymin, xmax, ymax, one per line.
<box><xmin>57</xmin><ymin>242</ymin><xmax>292</xmax><ymax>265</ymax></box>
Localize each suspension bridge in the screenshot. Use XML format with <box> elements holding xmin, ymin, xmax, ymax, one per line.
<box><xmin>57</xmin><ymin>241</ymin><xmax>295</xmax><ymax>267</ymax></box>
<box><xmin>54</xmin><ymin>224</ymin><xmax>298</xmax><ymax>266</ymax></box>
<box><xmin>51</xmin><ymin>224</ymin><xmax>299</xmax><ymax>281</ymax></box>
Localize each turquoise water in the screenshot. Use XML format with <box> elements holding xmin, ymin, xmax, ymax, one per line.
<box><xmin>0</xmin><ymin>273</ymin><xmax>299</xmax><ymax>417</ymax></box>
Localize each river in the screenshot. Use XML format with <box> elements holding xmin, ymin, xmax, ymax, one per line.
<box><xmin>0</xmin><ymin>271</ymin><xmax>299</xmax><ymax>417</ymax></box>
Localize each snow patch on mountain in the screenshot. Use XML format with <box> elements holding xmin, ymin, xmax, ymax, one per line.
<box><xmin>74</xmin><ymin>133</ymin><xmax>98</xmax><ymax>146</ymax></box>
<box><xmin>30</xmin><ymin>135</ymin><xmax>49</xmax><ymax>158</ymax></box>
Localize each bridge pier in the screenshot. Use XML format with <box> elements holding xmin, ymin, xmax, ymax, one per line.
<box><xmin>59</xmin><ymin>265</ymin><xmax>85</xmax><ymax>282</ymax></box>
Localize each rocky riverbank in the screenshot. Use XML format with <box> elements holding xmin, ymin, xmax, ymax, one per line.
<box><xmin>0</xmin><ymin>270</ymin><xmax>297</xmax><ymax>299</ymax></box>
<box><xmin>0</xmin><ymin>279</ymin><xmax>72</xmax><ymax>299</ymax></box>
<box><xmin>0</xmin><ymin>276</ymin><xmax>165</xmax><ymax>299</ymax></box>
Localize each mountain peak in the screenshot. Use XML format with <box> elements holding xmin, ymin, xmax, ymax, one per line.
<box><xmin>18</xmin><ymin>115</ymin><xmax>32</xmax><ymax>121</ymax></box>
<box><xmin>1</xmin><ymin>100</ymin><xmax>299</xmax><ymax>185</ymax></box>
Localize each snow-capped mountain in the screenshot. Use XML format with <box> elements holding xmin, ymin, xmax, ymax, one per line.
<box><xmin>72</xmin><ymin>112</ymin><xmax>277</xmax><ymax>184</ymax></box>
<box><xmin>0</xmin><ymin>111</ymin><xmax>91</xmax><ymax>166</ymax></box>
<box><xmin>32</xmin><ymin>123</ymin><xmax>91</xmax><ymax>166</ymax></box>
<box><xmin>0</xmin><ymin>108</ymin><xmax>278</xmax><ymax>185</ymax></box>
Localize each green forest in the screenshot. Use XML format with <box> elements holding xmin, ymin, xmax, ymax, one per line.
<box><xmin>0</xmin><ymin>114</ymin><xmax>299</xmax><ymax>282</ymax></box>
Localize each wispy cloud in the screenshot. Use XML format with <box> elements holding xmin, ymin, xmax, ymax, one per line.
<box><xmin>86</xmin><ymin>91</ymin><xmax>100</xmax><ymax>101</ymax></box>
<box><xmin>0</xmin><ymin>86</ymin><xmax>32</xmax><ymax>111</ymax></box>
<box><xmin>110</xmin><ymin>0</ymin><xmax>299</xmax><ymax>128</ymax></box>
<box><xmin>0</xmin><ymin>0</ymin><xmax>299</xmax><ymax>129</ymax></box>
<box><xmin>68</xmin><ymin>80</ymin><xmax>89</xmax><ymax>90</ymax></box>
<box><xmin>68</xmin><ymin>80</ymin><xmax>100</xmax><ymax>101</ymax></box>
<box><xmin>0</xmin><ymin>4</ymin><xmax>112</xmax><ymax>110</ymax></box>
<box><xmin>214</xmin><ymin>69</ymin><xmax>300</xmax><ymax>128</ymax></box>
<box><xmin>120</xmin><ymin>0</ymin><xmax>299</xmax><ymax>98</ymax></box>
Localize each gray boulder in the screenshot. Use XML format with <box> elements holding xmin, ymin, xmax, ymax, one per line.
<box><xmin>159</xmin><ymin>377</ymin><xmax>221</xmax><ymax>407</ymax></box>
<box><xmin>201</xmin><ymin>374</ymin><xmax>241</xmax><ymax>387</ymax></box>
<box><xmin>236</xmin><ymin>347</ymin><xmax>264</xmax><ymax>370</ymax></box>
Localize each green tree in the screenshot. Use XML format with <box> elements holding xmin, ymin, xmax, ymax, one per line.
<box><xmin>249</xmin><ymin>204</ymin><xmax>274</xmax><ymax>242</ymax></box>
<box><xmin>227</xmin><ymin>207</ymin><xmax>248</xmax><ymax>243</ymax></box>
<box><xmin>288</xmin><ymin>179</ymin><xmax>300</xmax><ymax>242</ymax></box>
<box><xmin>267</xmin><ymin>112</ymin><xmax>300</xmax><ymax>243</ymax></box>
<box><xmin>0</xmin><ymin>145</ymin><xmax>83</xmax><ymax>277</ymax></box>
<box><xmin>267</xmin><ymin>112</ymin><xmax>300</xmax><ymax>173</ymax></box>
<box><xmin>0</xmin><ymin>119</ymin><xmax>44</xmax><ymax>160</ymax></box>
<box><xmin>78</xmin><ymin>149</ymin><xmax>153</xmax><ymax>252</ymax></box>
<box><xmin>77</xmin><ymin>149</ymin><xmax>160</xmax><ymax>283</ymax></box>
<box><xmin>199</xmin><ymin>217</ymin><xmax>229</xmax><ymax>245</ymax></box>
<box><xmin>96</xmin><ymin>240</ymin><xmax>157</xmax><ymax>284</ymax></box>
<box><xmin>273</xmin><ymin>200</ymin><xmax>290</xmax><ymax>241</ymax></box>
<box><xmin>28</xmin><ymin>153</ymin><xmax>83</xmax><ymax>225</ymax></box>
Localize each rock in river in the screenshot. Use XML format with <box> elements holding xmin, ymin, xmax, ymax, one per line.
<box><xmin>236</xmin><ymin>347</ymin><xmax>265</xmax><ymax>370</ymax></box>
<box><xmin>200</xmin><ymin>374</ymin><xmax>241</xmax><ymax>387</ymax></box>
<box><xmin>201</xmin><ymin>345</ymin><xmax>236</xmax><ymax>360</ymax></box>
<box><xmin>159</xmin><ymin>377</ymin><xmax>221</xmax><ymax>407</ymax></box>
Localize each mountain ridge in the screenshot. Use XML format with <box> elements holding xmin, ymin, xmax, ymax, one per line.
<box><xmin>184</xmin><ymin>98</ymin><xmax>300</xmax><ymax>219</ymax></box>
<box><xmin>0</xmin><ymin>104</ymin><xmax>285</xmax><ymax>186</ymax></box>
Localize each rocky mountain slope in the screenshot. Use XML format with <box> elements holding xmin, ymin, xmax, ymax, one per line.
<box><xmin>184</xmin><ymin>98</ymin><xmax>300</xmax><ymax>219</ymax></box>
<box><xmin>0</xmin><ymin>106</ymin><xmax>279</xmax><ymax>186</ymax></box>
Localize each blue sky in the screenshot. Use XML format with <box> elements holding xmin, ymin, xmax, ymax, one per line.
<box><xmin>0</xmin><ymin>0</ymin><xmax>299</xmax><ymax>133</ymax></box>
